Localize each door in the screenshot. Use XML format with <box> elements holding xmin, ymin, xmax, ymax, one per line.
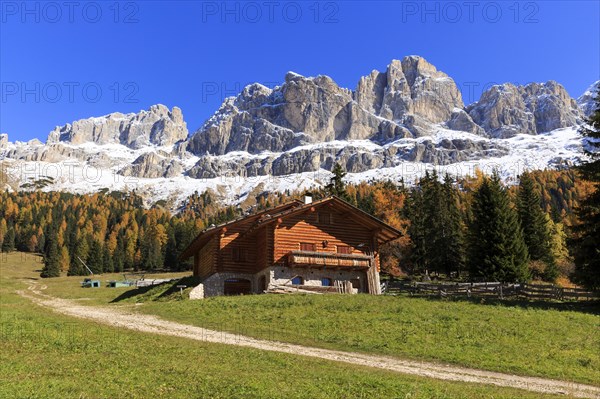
<box><xmin>223</xmin><ymin>278</ymin><xmax>252</xmax><ymax>295</ymax></box>
<box><xmin>259</xmin><ymin>275</ymin><xmax>268</xmax><ymax>292</ymax></box>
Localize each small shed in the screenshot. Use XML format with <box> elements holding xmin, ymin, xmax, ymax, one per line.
<box><xmin>81</xmin><ymin>278</ymin><xmax>101</xmax><ymax>288</ymax></box>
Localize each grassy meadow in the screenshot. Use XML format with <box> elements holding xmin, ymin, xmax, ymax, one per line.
<box><xmin>1</xmin><ymin>252</ymin><xmax>599</xmax><ymax>398</ymax></box>
<box><xmin>134</xmin><ymin>286</ymin><xmax>600</xmax><ymax>385</ymax></box>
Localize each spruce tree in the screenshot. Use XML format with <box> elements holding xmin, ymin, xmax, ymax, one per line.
<box><xmin>356</xmin><ymin>191</ymin><xmax>376</xmax><ymax>215</ymax></box>
<box><xmin>517</xmin><ymin>172</ymin><xmax>557</xmax><ymax>281</ymax></box>
<box><xmin>41</xmin><ymin>238</ymin><xmax>60</xmax><ymax>278</ymax></box>
<box><xmin>164</xmin><ymin>226</ymin><xmax>178</xmax><ymax>270</ymax></box>
<box><xmin>421</xmin><ymin>172</ymin><xmax>443</xmax><ymax>274</ymax></box>
<box><xmin>326</xmin><ymin>163</ymin><xmax>350</xmax><ymax>201</ymax></box>
<box><xmin>87</xmin><ymin>239</ymin><xmax>104</xmax><ymax>274</ymax></box>
<box><xmin>69</xmin><ymin>238</ymin><xmax>89</xmax><ymax>276</ymax></box>
<box><xmin>1</xmin><ymin>225</ymin><xmax>15</xmax><ymax>252</ymax></box>
<box><xmin>572</xmin><ymin>83</ymin><xmax>600</xmax><ymax>290</ymax></box>
<box><xmin>406</xmin><ymin>187</ymin><xmax>427</xmax><ymax>274</ymax></box>
<box><xmin>407</xmin><ymin>172</ymin><xmax>466</xmax><ymax>277</ymax></box>
<box><xmin>439</xmin><ymin>174</ymin><xmax>466</xmax><ymax>276</ymax></box>
<box><xmin>102</xmin><ymin>245</ymin><xmax>113</xmax><ymax>273</ymax></box>
<box><xmin>468</xmin><ymin>173</ymin><xmax>530</xmax><ymax>282</ymax></box>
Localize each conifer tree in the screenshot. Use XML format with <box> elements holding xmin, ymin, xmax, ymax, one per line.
<box><xmin>468</xmin><ymin>173</ymin><xmax>530</xmax><ymax>282</ymax></box>
<box><xmin>518</xmin><ymin>172</ymin><xmax>553</xmax><ymax>261</ymax></box>
<box><xmin>406</xmin><ymin>187</ymin><xmax>427</xmax><ymax>274</ymax></box>
<box><xmin>421</xmin><ymin>172</ymin><xmax>443</xmax><ymax>274</ymax></box>
<box><xmin>28</xmin><ymin>235</ymin><xmax>39</xmax><ymax>253</ymax></box>
<box><xmin>102</xmin><ymin>245</ymin><xmax>113</xmax><ymax>273</ymax></box>
<box><xmin>572</xmin><ymin>84</ymin><xmax>600</xmax><ymax>290</ymax></box>
<box><xmin>59</xmin><ymin>246</ymin><xmax>70</xmax><ymax>273</ymax></box>
<box><xmin>517</xmin><ymin>172</ymin><xmax>557</xmax><ymax>280</ymax></box>
<box><xmin>439</xmin><ymin>174</ymin><xmax>466</xmax><ymax>276</ymax></box>
<box><xmin>1</xmin><ymin>225</ymin><xmax>15</xmax><ymax>252</ymax></box>
<box><xmin>326</xmin><ymin>163</ymin><xmax>350</xmax><ymax>201</ymax></box>
<box><xmin>87</xmin><ymin>239</ymin><xmax>104</xmax><ymax>274</ymax></box>
<box><xmin>69</xmin><ymin>238</ymin><xmax>89</xmax><ymax>276</ymax></box>
<box><xmin>0</xmin><ymin>219</ymin><xmax>7</xmax><ymax>250</ymax></box>
<box><xmin>41</xmin><ymin>238</ymin><xmax>60</xmax><ymax>278</ymax></box>
<box><xmin>406</xmin><ymin>172</ymin><xmax>465</xmax><ymax>277</ymax></box>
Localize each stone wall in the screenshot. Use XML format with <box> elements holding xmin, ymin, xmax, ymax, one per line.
<box><xmin>189</xmin><ymin>283</ymin><xmax>204</xmax><ymax>300</ymax></box>
<box><xmin>190</xmin><ymin>268</ymin><xmax>370</xmax><ymax>298</ymax></box>
<box><xmin>201</xmin><ymin>272</ymin><xmax>256</xmax><ymax>297</ymax></box>
<box><xmin>267</xmin><ymin>267</ymin><xmax>367</xmax><ymax>293</ymax></box>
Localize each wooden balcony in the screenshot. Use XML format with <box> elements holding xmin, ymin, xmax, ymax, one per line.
<box><xmin>287</xmin><ymin>250</ymin><xmax>372</xmax><ymax>270</ymax></box>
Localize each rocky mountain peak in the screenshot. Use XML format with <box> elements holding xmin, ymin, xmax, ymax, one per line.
<box><xmin>3</xmin><ymin>56</ymin><xmax>591</xmax><ymax>199</ymax></box>
<box><xmin>467</xmin><ymin>81</ymin><xmax>581</xmax><ymax>138</ymax></box>
<box><xmin>189</xmin><ymin>56</ymin><xmax>468</xmax><ymax>158</ymax></box>
<box><xmin>356</xmin><ymin>56</ymin><xmax>463</xmax><ymax>126</ymax></box>
<box><xmin>46</xmin><ymin>104</ymin><xmax>188</xmax><ymax>149</ymax></box>
<box><xmin>578</xmin><ymin>80</ymin><xmax>600</xmax><ymax>118</ymax></box>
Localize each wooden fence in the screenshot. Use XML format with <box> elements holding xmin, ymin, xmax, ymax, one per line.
<box><xmin>382</xmin><ymin>281</ymin><xmax>599</xmax><ymax>301</ymax></box>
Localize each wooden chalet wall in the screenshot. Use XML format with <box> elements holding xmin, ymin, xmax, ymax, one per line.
<box><xmin>217</xmin><ymin>220</ymin><xmax>260</xmax><ymax>275</ymax></box>
<box><xmin>194</xmin><ymin>235</ymin><xmax>218</xmax><ymax>279</ymax></box>
<box><xmin>189</xmin><ymin>199</ymin><xmax>391</xmax><ymax>284</ymax></box>
<box><xmin>273</xmin><ymin>206</ymin><xmax>379</xmax><ymax>268</ymax></box>
<box><xmin>255</xmin><ymin>226</ymin><xmax>276</xmax><ymax>272</ymax></box>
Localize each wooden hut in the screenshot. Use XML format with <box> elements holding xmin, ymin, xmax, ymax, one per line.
<box><xmin>180</xmin><ymin>196</ymin><xmax>401</xmax><ymax>297</ymax></box>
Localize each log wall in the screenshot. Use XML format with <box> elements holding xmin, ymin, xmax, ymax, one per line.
<box><xmin>274</xmin><ymin>207</ymin><xmax>379</xmax><ymax>269</ymax></box>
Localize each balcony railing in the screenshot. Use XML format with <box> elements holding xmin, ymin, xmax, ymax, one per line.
<box><xmin>287</xmin><ymin>250</ymin><xmax>372</xmax><ymax>269</ymax></box>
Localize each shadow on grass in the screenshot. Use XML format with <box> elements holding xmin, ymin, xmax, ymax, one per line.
<box><xmin>411</xmin><ymin>295</ymin><xmax>600</xmax><ymax>315</ymax></box>
<box><xmin>109</xmin><ymin>284</ymin><xmax>156</xmax><ymax>303</ymax></box>
<box><xmin>110</xmin><ymin>276</ymin><xmax>200</xmax><ymax>303</ymax></box>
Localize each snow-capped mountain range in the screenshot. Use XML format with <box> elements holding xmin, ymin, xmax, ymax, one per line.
<box><xmin>1</xmin><ymin>56</ymin><xmax>598</xmax><ymax>208</ymax></box>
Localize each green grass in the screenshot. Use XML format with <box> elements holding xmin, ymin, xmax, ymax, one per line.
<box><xmin>0</xmin><ymin>252</ymin><xmax>569</xmax><ymax>398</ymax></box>
<box><xmin>130</xmin><ymin>282</ymin><xmax>600</xmax><ymax>385</ymax></box>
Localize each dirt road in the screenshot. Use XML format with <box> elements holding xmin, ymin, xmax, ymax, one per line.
<box><xmin>18</xmin><ymin>282</ymin><xmax>600</xmax><ymax>398</ymax></box>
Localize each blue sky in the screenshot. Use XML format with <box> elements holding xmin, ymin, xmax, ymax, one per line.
<box><xmin>1</xmin><ymin>1</ymin><xmax>599</xmax><ymax>142</ymax></box>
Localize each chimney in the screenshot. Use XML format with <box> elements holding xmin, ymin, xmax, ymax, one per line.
<box><xmin>304</xmin><ymin>194</ymin><xmax>313</xmax><ymax>205</ymax></box>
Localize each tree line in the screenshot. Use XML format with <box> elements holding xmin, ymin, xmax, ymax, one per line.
<box><xmin>0</xmin><ymin>167</ymin><xmax>593</xmax><ymax>287</ymax></box>
<box><xmin>1</xmin><ymin>87</ymin><xmax>597</xmax><ymax>289</ymax></box>
<box><xmin>0</xmin><ymin>190</ymin><xmax>242</xmax><ymax>278</ymax></box>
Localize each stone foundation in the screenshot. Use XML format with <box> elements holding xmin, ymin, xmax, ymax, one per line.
<box><xmin>268</xmin><ymin>267</ymin><xmax>366</xmax><ymax>293</ymax></box>
<box><xmin>189</xmin><ymin>283</ymin><xmax>204</xmax><ymax>300</ymax></box>
<box><xmin>190</xmin><ymin>267</ymin><xmax>368</xmax><ymax>298</ymax></box>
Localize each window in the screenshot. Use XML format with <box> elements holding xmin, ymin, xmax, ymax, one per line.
<box><xmin>232</xmin><ymin>247</ymin><xmax>246</xmax><ymax>262</ymax></box>
<box><xmin>337</xmin><ymin>245</ymin><xmax>353</xmax><ymax>254</ymax></box>
<box><xmin>317</xmin><ymin>212</ymin><xmax>332</xmax><ymax>224</ymax></box>
<box><xmin>300</xmin><ymin>242</ymin><xmax>316</xmax><ymax>252</ymax></box>
<box><xmin>291</xmin><ymin>276</ymin><xmax>304</xmax><ymax>285</ymax></box>
<box><xmin>321</xmin><ymin>277</ymin><xmax>332</xmax><ymax>287</ymax></box>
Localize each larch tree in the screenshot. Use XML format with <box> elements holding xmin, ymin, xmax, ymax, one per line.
<box><xmin>59</xmin><ymin>246</ymin><xmax>71</xmax><ymax>273</ymax></box>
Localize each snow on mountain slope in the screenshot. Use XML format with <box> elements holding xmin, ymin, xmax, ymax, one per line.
<box><xmin>578</xmin><ymin>80</ymin><xmax>600</xmax><ymax>118</ymax></box>
<box><xmin>1</xmin><ymin>126</ymin><xmax>584</xmax><ymax>208</ymax></box>
<box><xmin>0</xmin><ymin>56</ymin><xmax>595</xmax><ymax>208</ymax></box>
